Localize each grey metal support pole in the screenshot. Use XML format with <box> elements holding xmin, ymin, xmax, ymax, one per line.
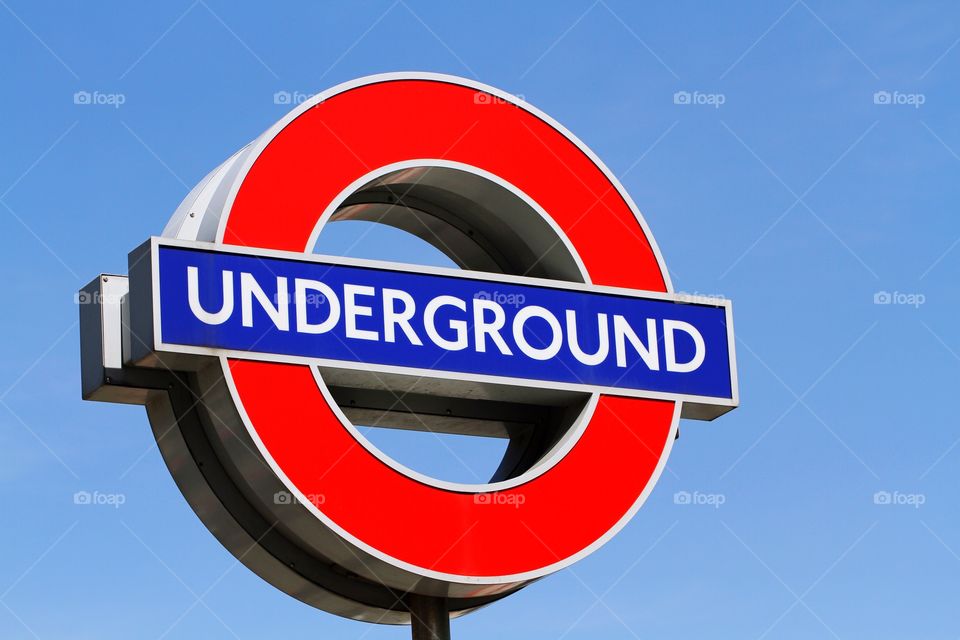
<box><xmin>408</xmin><ymin>595</ymin><xmax>451</xmax><ymax>640</ymax></box>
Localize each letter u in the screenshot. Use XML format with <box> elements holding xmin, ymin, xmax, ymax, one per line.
<box><xmin>187</xmin><ymin>266</ymin><xmax>234</xmax><ymax>325</ymax></box>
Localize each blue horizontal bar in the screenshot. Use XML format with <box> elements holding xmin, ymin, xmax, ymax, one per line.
<box><xmin>156</xmin><ymin>244</ymin><xmax>734</xmax><ymax>403</ymax></box>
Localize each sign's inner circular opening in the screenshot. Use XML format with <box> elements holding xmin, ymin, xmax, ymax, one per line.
<box><xmin>311</xmin><ymin>164</ymin><xmax>594</xmax><ymax>488</ymax></box>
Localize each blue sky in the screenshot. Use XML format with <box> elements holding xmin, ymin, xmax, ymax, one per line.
<box><xmin>1</xmin><ymin>1</ymin><xmax>959</xmax><ymax>638</ymax></box>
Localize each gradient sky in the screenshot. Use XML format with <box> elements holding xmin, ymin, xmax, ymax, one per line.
<box><xmin>1</xmin><ymin>2</ymin><xmax>959</xmax><ymax>639</ymax></box>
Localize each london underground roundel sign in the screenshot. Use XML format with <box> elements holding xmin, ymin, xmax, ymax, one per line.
<box><xmin>80</xmin><ymin>73</ymin><xmax>738</xmax><ymax>624</ymax></box>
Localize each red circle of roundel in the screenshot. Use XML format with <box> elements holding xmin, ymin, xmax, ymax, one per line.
<box><xmin>220</xmin><ymin>77</ymin><xmax>677</xmax><ymax>579</ymax></box>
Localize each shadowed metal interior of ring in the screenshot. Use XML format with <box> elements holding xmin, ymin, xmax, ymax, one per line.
<box><xmin>316</xmin><ymin>165</ymin><xmax>594</xmax><ymax>483</ymax></box>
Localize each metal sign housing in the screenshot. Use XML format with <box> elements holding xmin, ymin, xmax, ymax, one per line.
<box><xmin>80</xmin><ymin>72</ymin><xmax>739</xmax><ymax>626</ymax></box>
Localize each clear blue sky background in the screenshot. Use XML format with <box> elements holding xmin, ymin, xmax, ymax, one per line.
<box><xmin>1</xmin><ymin>2</ymin><xmax>959</xmax><ymax>638</ymax></box>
